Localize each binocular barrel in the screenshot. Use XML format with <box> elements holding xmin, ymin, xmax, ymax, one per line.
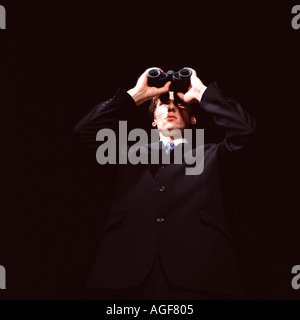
<box><xmin>171</xmin><ymin>68</ymin><xmax>192</xmax><ymax>93</ymax></box>
<box><xmin>147</xmin><ymin>69</ymin><xmax>170</xmax><ymax>88</ymax></box>
<box><xmin>147</xmin><ymin>68</ymin><xmax>192</xmax><ymax>93</ymax></box>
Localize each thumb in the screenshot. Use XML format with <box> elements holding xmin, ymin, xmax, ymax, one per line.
<box><xmin>156</xmin><ymin>81</ymin><xmax>171</xmax><ymax>95</ymax></box>
<box><xmin>176</xmin><ymin>92</ymin><xmax>185</xmax><ymax>102</ymax></box>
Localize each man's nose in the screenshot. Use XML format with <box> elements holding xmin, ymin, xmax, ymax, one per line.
<box><xmin>167</xmin><ymin>101</ymin><xmax>176</xmax><ymax>112</ymax></box>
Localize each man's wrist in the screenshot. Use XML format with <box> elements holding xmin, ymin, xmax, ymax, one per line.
<box><xmin>196</xmin><ymin>86</ymin><xmax>207</xmax><ymax>103</ymax></box>
<box><xmin>127</xmin><ymin>88</ymin><xmax>144</xmax><ymax>106</ymax></box>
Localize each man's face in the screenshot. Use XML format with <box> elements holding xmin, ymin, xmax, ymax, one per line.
<box><xmin>152</xmin><ymin>92</ymin><xmax>196</xmax><ymax>133</ymax></box>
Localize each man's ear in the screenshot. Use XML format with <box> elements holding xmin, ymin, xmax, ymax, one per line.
<box><xmin>190</xmin><ymin>116</ymin><xmax>197</xmax><ymax>125</ymax></box>
<box><xmin>152</xmin><ymin>119</ymin><xmax>157</xmax><ymax>127</ymax></box>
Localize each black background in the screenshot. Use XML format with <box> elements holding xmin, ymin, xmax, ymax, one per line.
<box><xmin>0</xmin><ymin>0</ymin><xmax>299</xmax><ymax>299</ymax></box>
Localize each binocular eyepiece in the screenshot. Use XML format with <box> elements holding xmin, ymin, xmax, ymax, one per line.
<box><xmin>147</xmin><ymin>68</ymin><xmax>192</xmax><ymax>103</ymax></box>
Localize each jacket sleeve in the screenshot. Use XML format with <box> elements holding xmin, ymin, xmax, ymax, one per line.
<box><xmin>199</xmin><ymin>82</ymin><xmax>256</xmax><ymax>157</ymax></box>
<box><xmin>72</xmin><ymin>88</ymin><xmax>137</xmax><ymax>150</ymax></box>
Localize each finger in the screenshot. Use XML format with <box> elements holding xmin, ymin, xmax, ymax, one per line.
<box><xmin>163</xmin><ymin>81</ymin><xmax>171</xmax><ymax>90</ymax></box>
<box><xmin>182</xmin><ymin>67</ymin><xmax>199</xmax><ymax>89</ymax></box>
<box><xmin>190</xmin><ymin>71</ymin><xmax>202</xmax><ymax>88</ymax></box>
<box><xmin>156</xmin><ymin>81</ymin><xmax>171</xmax><ymax>95</ymax></box>
<box><xmin>177</xmin><ymin>92</ymin><xmax>185</xmax><ymax>101</ymax></box>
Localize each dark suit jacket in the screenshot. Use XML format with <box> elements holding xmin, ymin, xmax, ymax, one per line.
<box><xmin>72</xmin><ymin>82</ymin><xmax>256</xmax><ymax>297</ymax></box>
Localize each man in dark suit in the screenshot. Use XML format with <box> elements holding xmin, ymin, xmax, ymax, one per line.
<box><xmin>72</xmin><ymin>67</ymin><xmax>256</xmax><ymax>299</ymax></box>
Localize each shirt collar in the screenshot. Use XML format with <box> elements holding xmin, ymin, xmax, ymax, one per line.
<box><xmin>161</xmin><ymin>138</ymin><xmax>188</xmax><ymax>150</ymax></box>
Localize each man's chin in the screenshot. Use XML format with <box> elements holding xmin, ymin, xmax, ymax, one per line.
<box><xmin>163</xmin><ymin>123</ymin><xmax>180</xmax><ymax>130</ymax></box>
<box><xmin>164</xmin><ymin>125</ymin><xmax>177</xmax><ymax>131</ymax></box>
<box><xmin>159</xmin><ymin>127</ymin><xmax>184</xmax><ymax>138</ymax></box>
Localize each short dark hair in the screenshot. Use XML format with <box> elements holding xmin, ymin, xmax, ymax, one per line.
<box><xmin>148</xmin><ymin>97</ymin><xmax>159</xmax><ymax>121</ymax></box>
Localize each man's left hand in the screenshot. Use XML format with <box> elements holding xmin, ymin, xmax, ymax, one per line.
<box><xmin>176</xmin><ymin>68</ymin><xmax>207</xmax><ymax>104</ymax></box>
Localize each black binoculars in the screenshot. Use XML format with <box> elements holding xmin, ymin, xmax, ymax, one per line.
<box><xmin>147</xmin><ymin>68</ymin><xmax>192</xmax><ymax>103</ymax></box>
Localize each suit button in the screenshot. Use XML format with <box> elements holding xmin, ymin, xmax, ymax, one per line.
<box><xmin>157</xmin><ymin>218</ymin><xmax>165</xmax><ymax>222</ymax></box>
<box><xmin>159</xmin><ymin>185</ymin><xmax>166</xmax><ymax>192</ymax></box>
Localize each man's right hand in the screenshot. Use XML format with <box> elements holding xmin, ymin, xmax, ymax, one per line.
<box><xmin>127</xmin><ymin>68</ymin><xmax>171</xmax><ymax>106</ymax></box>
